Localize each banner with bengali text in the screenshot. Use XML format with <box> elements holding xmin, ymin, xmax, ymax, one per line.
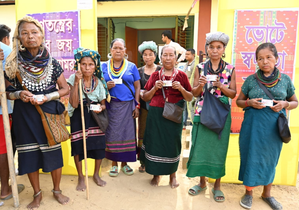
<box><xmin>29</xmin><ymin>11</ymin><xmax>80</xmax><ymax>80</ymax></box>
<box><xmin>231</xmin><ymin>10</ymin><xmax>298</xmax><ymax>133</ymax></box>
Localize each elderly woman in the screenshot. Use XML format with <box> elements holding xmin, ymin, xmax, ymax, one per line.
<box><xmin>137</xmin><ymin>41</ymin><xmax>162</xmax><ymax>172</ymax></box>
<box><xmin>140</xmin><ymin>45</ymin><xmax>192</xmax><ymax>188</ymax></box>
<box><xmin>186</xmin><ymin>32</ymin><xmax>236</xmax><ymax>202</ymax></box>
<box><xmin>102</xmin><ymin>38</ymin><xmax>140</xmax><ymax>177</ymax></box>
<box><xmin>68</xmin><ymin>48</ymin><xmax>108</xmax><ymax>190</ymax></box>
<box><xmin>4</xmin><ymin>16</ymin><xmax>69</xmax><ymax>208</ymax></box>
<box><xmin>236</xmin><ymin>43</ymin><xmax>298</xmax><ymax>210</ymax></box>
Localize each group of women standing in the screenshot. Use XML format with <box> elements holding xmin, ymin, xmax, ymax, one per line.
<box><xmin>3</xmin><ymin>15</ymin><xmax>298</xmax><ymax>210</ymax></box>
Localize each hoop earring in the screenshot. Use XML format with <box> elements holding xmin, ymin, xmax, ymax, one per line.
<box><xmin>19</xmin><ymin>44</ymin><xmax>26</xmax><ymax>51</ymax></box>
<box><xmin>107</xmin><ymin>53</ymin><xmax>112</xmax><ymax>59</ymax></box>
<box><xmin>222</xmin><ymin>53</ymin><xmax>226</xmax><ymax>58</ymax></box>
<box><xmin>124</xmin><ymin>53</ymin><xmax>128</xmax><ymax>60</ymax></box>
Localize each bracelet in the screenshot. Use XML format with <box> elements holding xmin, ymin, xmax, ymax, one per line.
<box><xmin>45</xmin><ymin>91</ymin><xmax>60</xmax><ymax>102</ymax></box>
<box><xmin>286</xmin><ymin>101</ymin><xmax>291</xmax><ymax>109</ymax></box>
<box><xmin>135</xmin><ymin>103</ymin><xmax>140</xmax><ymax>109</ymax></box>
<box><xmin>9</xmin><ymin>91</ymin><xmax>22</xmax><ymax>100</ymax></box>
<box><xmin>245</xmin><ymin>100</ymin><xmax>249</xmax><ymax>107</ymax></box>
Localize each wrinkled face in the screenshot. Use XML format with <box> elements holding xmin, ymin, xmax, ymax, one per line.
<box><xmin>142</xmin><ymin>49</ymin><xmax>156</xmax><ymax>66</ymax></box>
<box><xmin>80</xmin><ymin>57</ymin><xmax>96</xmax><ymax>77</ymax></box>
<box><xmin>185</xmin><ymin>51</ymin><xmax>194</xmax><ymax>62</ymax></box>
<box><xmin>161</xmin><ymin>47</ymin><xmax>176</xmax><ymax>70</ymax></box>
<box><xmin>256</xmin><ymin>48</ymin><xmax>277</xmax><ymax>73</ymax></box>
<box><xmin>18</xmin><ymin>22</ymin><xmax>43</xmax><ymax>50</ymax></box>
<box><xmin>207</xmin><ymin>41</ymin><xmax>225</xmax><ymax>61</ymax></box>
<box><xmin>110</xmin><ymin>41</ymin><xmax>125</xmax><ymax>61</ymax></box>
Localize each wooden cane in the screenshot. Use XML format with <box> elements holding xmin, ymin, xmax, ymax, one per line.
<box><xmin>78</xmin><ymin>65</ymin><xmax>89</xmax><ymax>200</ymax></box>
<box><xmin>0</xmin><ymin>44</ymin><xmax>20</xmax><ymax>207</ymax></box>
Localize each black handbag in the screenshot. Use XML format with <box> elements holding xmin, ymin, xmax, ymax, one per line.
<box><xmin>161</xmin><ymin>87</ymin><xmax>184</xmax><ymax>123</ymax></box>
<box><xmin>254</xmin><ymin>75</ymin><xmax>291</xmax><ymax>143</ymax></box>
<box><xmin>83</xmin><ymin>91</ymin><xmax>109</xmax><ymax>133</ymax></box>
<box><xmin>200</xmin><ymin>64</ymin><xmax>230</xmax><ymax>139</ymax></box>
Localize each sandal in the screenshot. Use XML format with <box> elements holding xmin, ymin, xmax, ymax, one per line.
<box><xmin>0</xmin><ymin>184</ymin><xmax>25</xmax><ymax>200</ymax></box>
<box><xmin>240</xmin><ymin>194</ymin><xmax>252</xmax><ymax>209</ymax></box>
<box><xmin>121</xmin><ymin>165</ymin><xmax>134</xmax><ymax>176</ymax></box>
<box><xmin>109</xmin><ymin>166</ymin><xmax>119</xmax><ymax>177</ymax></box>
<box><xmin>212</xmin><ymin>188</ymin><xmax>225</xmax><ymax>202</ymax></box>
<box><xmin>188</xmin><ymin>185</ymin><xmax>207</xmax><ymax>196</ymax></box>
<box><xmin>138</xmin><ymin>164</ymin><xmax>145</xmax><ymax>173</ymax></box>
<box><xmin>261</xmin><ymin>196</ymin><xmax>282</xmax><ymax>210</ymax></box>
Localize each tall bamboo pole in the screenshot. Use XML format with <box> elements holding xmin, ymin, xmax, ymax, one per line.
<box><xmin>0</xmin><ymin>44</ymin><xmax>19</xmax><ymax>207</ymax></box>
<box><xmin>78</xmin><ymin>65</ymin><xmax>89</xmax><ymax>200</ymax></box>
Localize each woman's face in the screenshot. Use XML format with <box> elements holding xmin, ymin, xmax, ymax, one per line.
<box><xmin>80</xmin><ymin>57</ymin><xmax>96</xmax><ymax>78</ymax></box>
<box><xmin>207</xmin><ymin>41</ymin><xmax>225</xmax><ymax>61</ymax></box>
<box><xmin>18</xmin><ymin>22</ymin><xmax>43</xmax><ymax>50</ymax></box>
<box><xmin>161</xmin><ymin>47</ymin><xmax>176</xmax><ymax>70</ymax></box>
<box><xmin>110</xmin><ymin>41</ymin><xmax>125</xmax><ymax>61</ymax></box>
<box><xmin>142</xmin><ymin>49</ymin><xmax>156</xmax><ymax>66</ymax></box>
<box><xmin>256</xmin><ymin>48</ymin><xmax>277</xmax><ymax>73</ymax></box>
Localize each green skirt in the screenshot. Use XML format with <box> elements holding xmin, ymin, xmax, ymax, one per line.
<box><xmin>186</xmin><ymin>110</ymin><xmax>231</xmax><ymax>179</ymax></box>
<box><xmin>140</xmin><ymin>102</ymin><xmax>184</xmax><ymax>175</ymax></box>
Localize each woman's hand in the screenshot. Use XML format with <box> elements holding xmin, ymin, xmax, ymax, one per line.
<box><xmin>132</xmin><ymin>108</ymin><xmax>139</xmax><ymax>118</ymax></box>
<box><xmin>30</xmin><ymin>95</ymin><xmax>48</xmax><ymax>105</ymax></box>
<box><xmin>93</xmin><ymin>103</ymin><xmax>103</xmax><ymax>114</ymax></box>
<box><xmin>19</xmin><ymin>91</ymin><xmax>34</xmax><ymax>103</ymax></box>
<box><xmin>154</xmin><ymin>80</ymin><xmax>163</xmax><ymax>90</ymax></box>
<box><xmin>271</xmin><ymin>100</ymin><xmax>288</xmax><ymax>112</ymax></box>
<box><xmin>75</xmin><ymin>70</ymin><xmax>83</xmax><ymax>84</ymax></box>
<box><xmin>198</xmin><ymin>75</ymin><xmax>207</xmax><ymax>87</ymax></box>
<box><xmin>107</xmin><ymin>81</ymin><xmax>116</xmax><ymax>90</ymax></box>
<box><xmin>248</xmin><ymin>98</ymin><xmax>265</xmax><ymax>109</ymax></box>
<box><xmin>212</xmin><ymin>77</ymin><xmax>223</xmax><ymax>89</ymax></box>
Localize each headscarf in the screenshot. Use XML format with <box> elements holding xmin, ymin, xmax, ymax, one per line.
<box><xmin>5</xmin><ymin>16</ymin><xmax>45</xmax><ymax>79</ymax></box>
<box><xmin>138</xmin><ymin>41</ymin><xmax>158</xmax><ymax>55</ymax></box>
<box><xmin>73</xmin><ymin>47</ymin><xmax>109</xmax><ymax>97</ymax></box>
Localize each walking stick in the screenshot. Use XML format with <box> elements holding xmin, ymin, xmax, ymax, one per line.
<box><xmin>0</xmin><ymin>44</ymin><xmax>19</xmax><ymax>207</ymax></box>
<box><xmin>78</xmin><ymin>65</ymin><xmax>89</xmax><ymax>200</ymax></box>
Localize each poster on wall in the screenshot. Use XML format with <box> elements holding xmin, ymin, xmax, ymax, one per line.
<box><xmin>231</xmin><ymin>9</ymin><xmax>298</xmax><ymax>133</ymax></box>
<box><xmin>28</xmin><ymin>11</ymin><xmax>81</xmax><ymax>80</ymax></box>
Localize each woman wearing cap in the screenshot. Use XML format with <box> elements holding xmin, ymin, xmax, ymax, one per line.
<box><xmin>186</xmin><ymin>32</ymin><xmax>236</xmax><ymax>202</ymax></box>
<box><xmin>68</xmin><ymin>48</ymin><xmax>108</xmax><ymax>190</ymax></box>
<box><xmin>5</xmin><ymin>16</ymin><xmax>69</xmax><ymax>208</ymax></box>
<box><xmin>102</xmin><ymin>38</ymin><xmax>140</xmax><ymax>177</ymax></box>
<box><xmin>137</xmin><ymin>41</ymin><xmax>161</xmax><ymax>172</ymax></box>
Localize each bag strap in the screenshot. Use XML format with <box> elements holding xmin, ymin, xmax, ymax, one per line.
<box><xmin>203</xmin><ymin>62</ymin><xmax>208</xmax><ymax>90</ymax></box>
<box><xmin>16</xmin><ymin>72</ymin><xmax>44</xmax><ymax>117</ymax></box>
<box><xmin>122</xmin><ymin>79</ymin><xmax>135</xmax><ymax>98</ymax></box>
<box><xmin>254</xmin><ymin>74</ymin><xmax>274</xmax><ymax>100</ymax></box>
<box><xmin>161</xmin><ymin>87</ymin><xmax>166</xmax><ymax>101</ymax></box>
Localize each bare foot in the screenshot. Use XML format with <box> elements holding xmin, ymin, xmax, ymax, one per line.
<box><xmin>52</xmin><ymin>190</ymin><xmax>69</xmax><ymax>205</ymax></box>
<box><xmin>93</xmin><ymin>175</ymin><xmax>106</xmax><ymax>187</ymax></box>
<box><xmin>169</xmin><ymin>177</ymin><xmax>179</xmax><ymax>189</ymax></box>
<box><xmin>138</xmin><ymin>165</ymin><xmax>145</xmax><ymax>173</ymax></box>
<box><xmin>150</xmin><ymin>175</ymin><xmax>160</xmax><ymax>187</ymax></box>
<box><xmin>27</xmin><ymin>190</ymin><xmax>42</xmax><ymax>210</ymax></box>
<box><xmin>76</xmin><ymin>176</ymin><xmax>86</xmax><ymax>191</ymax></box>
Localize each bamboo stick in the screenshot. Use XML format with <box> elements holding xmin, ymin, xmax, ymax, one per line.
<box><xmin>78</xmin><ymin>65</ymin><xmax>89</xmax><ymax>200</ymax></box>
<box><xmin>0</xmin><ymin>43</ymin><xmax>19</xmax><ymax>207</ymax></box>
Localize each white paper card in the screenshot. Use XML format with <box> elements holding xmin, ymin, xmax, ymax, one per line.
<box><xmin>33</xmin><ymin>95</ymin><xmax>44</xmax><ymax>102</ymax></box>
<box><xmin>206</xmin><ymin>75</ymin><xmax>218</xmax><ymax>82</ymax></box>
<box><xmin>262</xmin><ymin>99</ymin><xmax>274</xmax><ymax>107</ymax></box>
<box><xmin>90</xmin><ymin>104</ymin><xmax>100</xmax><ymax>111</ymax></box>
<box><xmin>163</xmin><ymin>80</ymin><xmax>172</xmax><ymax>87</ymax></box>
<box><xmin>114</xmin><ymin>79</ymin><xmax>123</xmax><ymax>84</ymax></box>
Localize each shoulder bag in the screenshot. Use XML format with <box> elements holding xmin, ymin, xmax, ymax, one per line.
<box><xmin>161</xmin><ymin>87</ymin><xmax>184</xmax><ymax>124</ymax></box>
<box><xmin>200</xmin><ymin>63</ymin><xmax>230</xmax><ymax>139</ymax></box>
<box><xmin>254</xmin><ymin>74</ymin><xmax>291</xmax><ymax>143</ymax></box>
<box><xmin>16</xmin><ymin>73</ymin><xmax>71</xmax><ymax>146</ymax></box>
<box><xmin>83</xmin><ymin>91</ymin><xmax>109</xmax><ymax>133</ymax></box>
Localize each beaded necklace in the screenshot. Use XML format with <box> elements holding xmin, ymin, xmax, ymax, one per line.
<box><xmin>83</xmin><ymin>75</ymin><xmax>97</xmax><ymax>93</ymax></box>
<box><xmin>159</xmin><ymin>67</ymin><xmax>178</xmax><ymax>81</ymax></box>
<box><xmin>107</xmin><ymin>58</ymin><xmax>128</xmax><ymax>81</ymax></box>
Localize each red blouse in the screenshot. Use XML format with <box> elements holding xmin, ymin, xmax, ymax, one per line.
<box><xmin>145</xmin><ymin>70</ymin><xmax>192</xmax><ymax>108</ymax></box>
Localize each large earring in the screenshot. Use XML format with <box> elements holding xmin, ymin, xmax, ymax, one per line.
<box><xmin>124</xmin><ymin>53</ymin><xmax>128</xmax><ymax>60</ymax></box>
<box><xmin>19</xmin><ymin>44</ymin><xmax>25</xmax><ymax>51</ymax></box>
<box><xmin>222</xmin><ymin>53</ymin><xmax>226</xmax><ymax>58</ymax></box>
<box><xmin>107</xmin><ymin>53</ymin><xmax>112</xmax><ymax>59</ymax></box>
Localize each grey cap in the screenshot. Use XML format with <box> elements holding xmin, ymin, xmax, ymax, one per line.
<box><xmin>206</xmin><ymin>32</ymin><xmax>230</xmax><ymax>46</ymax></box>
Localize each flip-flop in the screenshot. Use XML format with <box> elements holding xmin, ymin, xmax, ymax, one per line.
<box><xmin>109</xmin><ymin>166</ymin><xmax>119</xmax><ymax>177</ymax></box>
<box><xmin>121</xmin><ymin>165</ymin><xmax>134</xmax><ymax>176</ymax></box>
<box><xmin>188</xmin><ymin>185</ymin><xmax>207</xmax><ymax>196</ymax></box>
<box><xmin>261</xmin><ymin>196</ymin><xmax>282</xmax><ymax>210</ymax></box>
<box><xmin>0</xmin><ymin>184</ymin><xmax>25</xmax><ymax>200</ymax></box>
<box><xmin>212</xmin><ymin>188</ymin><xmax>225</xmax><ymax>202</ymax></box>
<box><xmin>240</xmin><ymin>194</ymin><xmax>253</xmax><ymax>209</ymax></box>
<box><xmin>138</xmin><ymin>165</ymin><xmax>145</xmax><ymax>173</ymax></box>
